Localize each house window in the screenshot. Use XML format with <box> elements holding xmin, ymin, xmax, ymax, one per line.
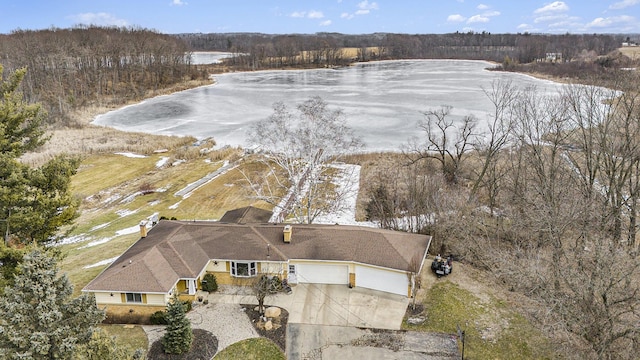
<box><xmin>231</xmin><ymin>261</ymin><xmax>257</xmax><ymax>277</ymax></box>
<box><xmin>125</xmin><ymin>293</ymin><xmax>142</xmax><ymax>303</ymax></box>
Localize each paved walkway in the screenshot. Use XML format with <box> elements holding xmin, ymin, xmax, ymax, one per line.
<box><xmin>141</xmin><ymin>302</ymin><xmax>258</xmax><ymax>352</ymax></box>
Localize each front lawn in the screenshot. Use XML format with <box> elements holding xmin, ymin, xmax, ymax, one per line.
<box><xmin>214</xmin><ymin>338</ymin><xmax>285</xmax><ymax>360</ymax></box>
<box><xmin>403</xmin><ymin>281</ymin><xmax>554</xmax><ymax>360</ymax></box>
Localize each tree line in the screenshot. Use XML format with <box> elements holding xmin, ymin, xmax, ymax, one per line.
<box><xmin>0</xmin><ymin>26</ymin><xmax>197</xmax><ymax>126</ymax></box>
<box><xmin>179</xmin><ymin>31</ymin><xmax>623</xmax><ymax>69</ymax></box>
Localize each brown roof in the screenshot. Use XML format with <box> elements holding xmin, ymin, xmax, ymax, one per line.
<box><xmin>83</xmin><ymin>220</ymin><xmax>431</xmax><ymax>294</ymax></box>
<box><xmin>219</xmin><ymin>206</ymin><xmax>273</xmax><ymax>223</ymax></box>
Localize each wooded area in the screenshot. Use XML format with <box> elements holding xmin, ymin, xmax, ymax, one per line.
<box><xmin>179</xmin><ymin>31</ymin><xmax>623</xmax><ymax>68</ymax></box>
<box><xmin>0</xmin><ymin>26</ymin><xmax>196</xmax><ymax>126</ymax></box>
<box><xmin>360</xmin><ymin>74</ymin><xmax>640</xmax><ymax>359</ymax></box>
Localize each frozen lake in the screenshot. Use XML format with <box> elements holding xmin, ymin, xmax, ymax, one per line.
<box><xmin>93</xmin><ymin>60</ymin><xmax>565</xmax><ymax>151</ymax></box>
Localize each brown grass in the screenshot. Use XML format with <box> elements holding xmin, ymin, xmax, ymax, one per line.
<box><xmin>619</xmin><ymin>46</ymin><xmax>640</xmax><ymax>61</ymax></box>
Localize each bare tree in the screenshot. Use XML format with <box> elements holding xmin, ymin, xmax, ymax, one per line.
<box><xmin>469</xmin><ymin>80</ymin><xmax>518</xmax><ymax>212</ymax></box>
<box><xmin>245</xmin><ymin>96</ymin><xmax>363</xmax><ymax>224</ymax></box>
<box><xmin>406</xmin><ymin>105</ymin><xmax>477</xmax><ymax>184</ymax></box>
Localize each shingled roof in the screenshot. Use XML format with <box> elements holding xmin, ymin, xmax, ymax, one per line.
<box><xmin>219</xmin><ymin>206</ymin><xmax>273</xmax><ymax>223</ymax></box>
<box><xmin>83</xmin><ymin>220</ymin><xmax>431</xmax><ymax>294</ymax></box>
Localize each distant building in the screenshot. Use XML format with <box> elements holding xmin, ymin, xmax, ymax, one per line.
<box><xmin>545</xmin><ymin>52</ymin><xmax>563</xmax><ymax>62</ymax></box>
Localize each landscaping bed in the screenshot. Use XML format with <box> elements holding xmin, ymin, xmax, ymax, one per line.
<box><xmin>241</xmin><ymin>305</ymin><xmax>289</xmax><ymax>351</ymax></box>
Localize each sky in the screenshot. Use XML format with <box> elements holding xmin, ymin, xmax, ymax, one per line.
<box><xmin>1</xmin><ymin>0</ymin><xmax>639</xmax><ymax>35</ymax></box>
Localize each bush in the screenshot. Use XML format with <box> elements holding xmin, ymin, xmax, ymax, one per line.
<box><xmin>201</xmin><ymin>273</ymin><xmax>218</xmax><ymax>292</ymax></box>
<box><xmin>150</xmin><ymin>311</ymin><xmax>168</xmax><ymax>325</ymax></box>
<box><xmin>182</xmin><ymin>300</ymin><xmax>192</xmax><ymax>313</ymax></box>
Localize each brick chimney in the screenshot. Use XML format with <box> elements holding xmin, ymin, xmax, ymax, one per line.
<box><xmin>283</xmin><ymin>225</ymin><xmax>292</xmax><ymax>243</ymax></box>
<box><xmin>139</xmin><ymin>220</ymin><xmax>148</xmax><ymax>238</ymax></box>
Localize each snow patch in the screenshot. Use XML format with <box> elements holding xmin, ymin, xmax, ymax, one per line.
<box><xmin>120</xmin><ymin>191</ymin><xmax>143</xmax><ymax>204</ymax></box>
<box><xmin>116</xmin><ymin>209</ymin><xmax>138</xmax><ymax>217</ymax></box>
<box><xmin>84</xmin><ymin>256</ymin><xmax>119</xmax><ymax>269</ymax></box>
<box><xmin>90</xmin><ymin>222</ymin><xmax>111</xmax><ymax>231</ymax></box>
<box><xmin>54</xmin><ymin>234</ymin><xmax>92</xmax><ymax>247</ymax></box>
<box><xmin>156</xmin><ymin>156</ymin><xmax>170</xmax><ymax>168</ymax></box>
<box><xmin>169</xmin><ymin>201</ymin><xmax>182</xmax><ymax>209</ymax></box>
<box><xmin>314</xmin><ymin>164</ymin><xmax>377</xmax><ymax>227</ymax></box>
<box><xmin>115</xmin><ymin>152</ymin><xmax>147</xmax><ymax>158</ymax></box>
<box><xmin>116</xmin><ymin>225</ymin><xmax>142</xmax><ymax>236</ymax></box>
<box><xmin>79</xmin><ymin>236</ymin><xmax>115</xmax><ymax>249</ymax></box>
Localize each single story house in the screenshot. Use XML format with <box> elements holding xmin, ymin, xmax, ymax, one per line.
<box><xmin>83</xmin><ymin>219</ymin><xmax>431</xmax><ymax>321</ymax></box>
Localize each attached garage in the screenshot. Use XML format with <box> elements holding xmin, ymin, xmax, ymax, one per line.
<box><xmin>296</xmin><ymin>263</ymin><xmax>349</xmax><ymax>285</ymax></box>
<box><xmin>355</xmin><ymin>265</ymin><xmax>409</xmax><ymax>296</ymax></box>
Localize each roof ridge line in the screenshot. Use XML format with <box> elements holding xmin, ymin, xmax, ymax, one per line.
<box><xmin>249</xmin><ymin>225</ymin><xmax>288</xmax><ymax>260</ymax></box>
<box><xmin>162</xmin><ymin>224</ymin><xmax>200</xmax><ymax>278</ymax></box>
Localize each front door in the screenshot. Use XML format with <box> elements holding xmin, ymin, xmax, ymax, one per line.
<box><xmin>288</xmin><ymin>264</ymin><xmax>298</xmax><ymax>284</ymax></box>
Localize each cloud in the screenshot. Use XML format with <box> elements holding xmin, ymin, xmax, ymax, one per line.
<box><xmin>290</xmin><ymin>10</ymin><xmax>324</xmax><ymax>19</ymax></box>
<box><xmin>483</xmin><ymin>10</ymin><xmax>501</xmax><ymax>17</ymax></box>
<box><xmin>319</xmin><ymin>20</ymin><xmax>332</xmax><ymax>26</ymax></box>
<box><xmin>447</xmin><ymin>14</ymin><xmax>467</xmax><ymax>22</ymax></box>
<box><xmin>517</xmin><ymin>23</ymin><xmax>530</xmax><ymax>29</ymax></box>
<box><xmin>308</xmin><ymin>11</ymin><xmax>324</xmax><ymax>19</ymax></box>
<box><xmin>68</xmin><ymin>12</ymin><xmax>128</xmax><ymax>27</ymax></box>
<box><xmin>477</xmin><ymin>4</ymin><xmax>490</xmax><ymax>10</ymax></box>
<box><xmin>534</xmin><ymin>1</ymin><xmax>569</xmax><ymax>14</ymax></box>
<box><xmin>467</xmin><ymin>15</ymin><xmax>490</xmax><ymax>23</ymax></box>
<box><xmin>342</xmin><ymin>0</ymin><xmax>378</xmax><ymax>19</ymax></box>
<box><xmin>586</xmin><ymin>15</ymin><xmax>635</xmax><ymax>28</ymax></box>
<box><xmin>609</xmin><ymin>0</ymin><xmax>640</xmax><ymax>9</ymax></box>
<box><xmin>358</xmin><ymin>0</ymin><xmax>379</xmax><ymax>10</ymax></box>
<box><xmin>534</xmin><ymin>14</ymin><xmax>568</xmax><ymax>23</ymax></box>
<box><xmin>170</xmin><ymin>0</ymin><xmax>187</xmax><ymax>5</ymax></box>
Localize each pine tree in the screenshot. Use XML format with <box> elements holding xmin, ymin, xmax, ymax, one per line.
<box><xmin>0</xmin><ymin>249</ymin><xmax>105</xmax><ymax>359</ymax></box>
<box><xmin>161</xmin><ymin>294</ymin><xmax>193</xmax><ymax>355</ymax></box>
<box><xmin>0</xmin><ymin>65</ymin><xmax>80</xmax><ymax>246</ymax></box>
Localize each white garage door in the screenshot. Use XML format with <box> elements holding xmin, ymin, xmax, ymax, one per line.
<box><xmin>355</xmin><ymin>265</ymin><xmax>409</xmax><ymax>296</ymax></box>
<box><xmin>296</xmin><ymin>263</ymin><xmax>349</xmax><ymax>285</ymax></box>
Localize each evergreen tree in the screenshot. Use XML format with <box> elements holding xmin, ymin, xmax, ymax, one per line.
<box><xmin>161</xmin><ymin>294</ymin><xmax>193</xmax><ymax>355</ymax></box>
<box><xmin>0</xmin><ymin>65</ymin><xmax>80</xmax><ymax>245</ymax></box>
<box><xmin>0</xmin><ymin>249</ymin><xmax>105</xmax><ymax>359</ymax></box>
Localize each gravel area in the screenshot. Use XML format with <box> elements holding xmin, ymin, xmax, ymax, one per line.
<box><xmin>142</xmin><ymin>302</ymin><xmax>259</xmax><ymax>352</ymax></box>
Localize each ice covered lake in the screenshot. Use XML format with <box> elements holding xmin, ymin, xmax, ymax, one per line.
<box><xmin>93</xmin><ymin>60</ymin><xmax>566</xmax><ymax>151</ymax></box>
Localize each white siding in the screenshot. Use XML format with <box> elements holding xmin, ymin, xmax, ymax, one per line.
<box><xmin>146</xmin><ymin>293</ymin><xmax>167</xmax><ymax>305</ymax></box>
<box><xmin>94</xmin><ymin>292</ymin><xmax>122</xmax><ymax>304</ymax></box>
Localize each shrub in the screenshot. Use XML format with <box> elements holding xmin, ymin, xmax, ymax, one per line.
<box><xmin>150</xmin><ymin>311</ymin><xmax>168</xmax><ymax>325</ymax></box>
<box><xmin>201</xmin><ymin>273</ymin><xmax>218</xmax><ymax>293</ymax></box>
<box><xmin>182</xmin><ymin>300</ymin><xmax>193</xmax><ymax>313</ymax></box>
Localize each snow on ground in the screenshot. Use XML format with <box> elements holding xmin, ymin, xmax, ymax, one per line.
<box><xmin>169</xmin><ymin>201</ymin><xmax>182</xmax><ymax>209</ymax></box>
<box><xmin>174</xmin><ymin>160</ymin><xmax>237</xmax><ymax>198</ymax></box>
<box><xmin>83</xmin><ymin>256</ymin><xmax>119</xmax><ymax>269</ymax></box>
<box><xmin>116</xmin><ymin>209</ymin><xmax>138</xmax><ymax>217</ymax></box>
<box><xmin>79</xmin><ymin>236</ymin><xmax>115</xmax><ymax>249</ymax></box>
<box><xmin>54</xmin><ymin>234</ymin><xmax>92</xmax><ymax>247</ymax></box>
<box><xmin>115</xmin><ymin>152</ymin><xmax>147</xmax><ymax>158</ymax></box>
<box><xmin>119</xmin><ymin>191</ymin><xmax>143</xmax><ymax>204</ymax></box>
<box><xmin>307</xmin><ymin>163</ymin><xmax>376</xmax><ymax>227</ymax></box>
<box><xmin>156</xmin><ymin>156</ymin><xmax>170</xmax><ymax>168</ymax></box>
<box><xmin>90</xmin><ymin>222</ymin><xmax>111</xmax><ymax>231</ymax></box>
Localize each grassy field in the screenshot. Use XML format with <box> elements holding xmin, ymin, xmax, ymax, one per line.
<box><xmin>619</xmin><ymin>46</ymin><xmax>640</xmax><ymax>60</ymax></box>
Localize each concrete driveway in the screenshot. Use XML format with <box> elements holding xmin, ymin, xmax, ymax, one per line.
<box><xmin>286</xmin><ymin>324</ymin><xmax>460</xmax><ymax>360</ymax></box>
<box><xmin>207</xmin><ymin>283</ymin><xmax>408</xmax><ymax>329</ymax></box>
